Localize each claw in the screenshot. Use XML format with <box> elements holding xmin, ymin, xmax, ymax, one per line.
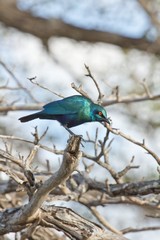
<box><xmin>64</xmin><ymin>126</ymin><xmax>85</xmax><ymax>147</ymax></box>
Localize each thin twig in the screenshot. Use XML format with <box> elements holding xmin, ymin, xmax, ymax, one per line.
<box><xmin>122</xmin><ymin>226</ymin><xmax>160</xmax><ymax>234</ymax></box>
<box><xmin>90</xmin><ymin>206</ymin><xmax>122</xmax><ymax>235</ymax></box>
<box><xmin>0</xmin><ymin>60</ymin><xmax>38</xmax><ymax>103</ymax></box>
<box><xmin>84</xmin><ymin>64</ymin><xmax>104</xmax><ymax>103</ymax></box>
<box><xmin>117</xmin><ymin>156</ymin><xmax>139</xmax><ymax>179</ymax></box>
<box><xmin>0</xmin><ymin>134</ymin><xmax>64</xmax><ymax>155</ymax></box>
<box><xmin>140</xmin><ymin>79</ymin><xmax>151</xmax><ymax>97</ymax></box>
<box><xmin>28</xmin><ymin>77</ymin><xmax>64</xmax><ymax>98</ymax></box>
<box><xmin>71</xmin><ymin>82</ymin><xmax>90</xmax><ymax>99</ymax></box>
<box><xmin>105</xmin><ymin>124</ymin><xmax>160</xmax><ymax>165</ymax></box>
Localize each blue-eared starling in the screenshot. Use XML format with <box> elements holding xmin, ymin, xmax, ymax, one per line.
<box><xmin>19</xmin><ymin>95</ymin><xmax>110</xmax><ymax>134</ymax></box>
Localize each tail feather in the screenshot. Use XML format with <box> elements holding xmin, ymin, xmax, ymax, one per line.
<box><xmin>19</xmin><ymin>113</ymin><xmax>40</xmax><ymax>122</ymax></box>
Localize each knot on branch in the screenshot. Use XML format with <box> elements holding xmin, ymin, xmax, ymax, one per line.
<box><xmin>66</xmin><ymin>135</ymin><xmax>82</xmax><ymax>155</ymax></box>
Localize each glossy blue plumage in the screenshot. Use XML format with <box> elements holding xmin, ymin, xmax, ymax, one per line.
<box><xmin>19</xmin><ymin>95</ymin><xmax>109</xmax><ymax>129</ymax></box>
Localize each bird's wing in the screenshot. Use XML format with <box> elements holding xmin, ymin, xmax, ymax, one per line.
<box><xmin>43</xmin><ymin>97</ymin><xmax>90</xmax><ymax>115</ymax></box>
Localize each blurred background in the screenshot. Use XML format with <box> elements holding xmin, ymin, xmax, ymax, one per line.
<box><xmin>0</xmin><ymin>0</ymin><xmax>160</xmax><ymax>239</ymax></box>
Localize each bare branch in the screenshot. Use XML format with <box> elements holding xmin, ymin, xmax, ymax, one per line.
<box><xmin>73</xmin><ymin>173</ymin><xmax>160</xmax><ymax>196</ymax></box>
<box><xmin>71</xmin><ymin>82</ymin><xmax>90</xmax><ymax>99</ymax></box>
<box><xmin>0</xmin><ymin>135</ymin><xmax>82</xmax><ymax>233</ymax></box>
<box><xmin>105</xmin><ymin>124</ymin><xmax>160</xmax><ymax>165</ymax></box>
<box><xmin>0</xmin><ymin>149</ymin><xmax>23</xmax><ymax>168</ymax></box>
<box><xmin>1</xmin><ymin>172</ymin><xmax>159</xmax><ymax>197</ymax></box>
<box><xmin>0</xmin><ymin>104</ymin><xmax>43</xmax><ymax>112</ymax></box>
<box><xmin>0</xmin><ymin>60</ymin><xmax>38</xmax><ymax>103</ymax></box>
<box><xmin>122</xmin><ymin>225</ymin><xmax>160</xmax><ymax>234</ymax></box>
<box><xmin>41</xmin><ymin>205</ymin><xmax>129</xmax><ymax>240</ymax></box>
<box><xmin>28</xmin><ymin>77</ymin><xmax>64</xmax><ymax>98</ymax></box>
<box><xmin>140</xmin><ymin>79</ymin><xmax>152</xmax><ymax>98</ymax></box>
<box><xmin>90</xmin><ymin>206</ymin><xmax>122</xmax><ymax>235</ymax></box>
<box><xmin>84</xmin><ymin>64</ymin><xmax>104</xmax><ymax>103</ymax></box>
<box><xmin>103</xmin><ymin>93</ymin><xmax>160</xmax><ymax>106</ymax></box>
<box><xmin>0</xmin><ymin>92</ymin><xmax>159</xmax><ymax>114</ymax></box>
<box><xmin>138</xmin><ymin>0</ymin><xmax>160</xmax><ymax>31</ymax></box>
<box><xmin>0</xmin><ymin>134</ymin><xmax>64</xmax><ymax>155</ymax></box>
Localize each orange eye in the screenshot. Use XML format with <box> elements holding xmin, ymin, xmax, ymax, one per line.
<box><xmin>98</xmin><ymin>111</ymin><xmax>102</xmax><ymax>116</ymax></box>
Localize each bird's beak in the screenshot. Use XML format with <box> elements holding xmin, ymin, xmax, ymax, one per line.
<box><xmin>105</xmin><ymin>118</ymin><xmax>111</xmax><ymax>124</ymax></box>
<box><xmin>102</xmin><ymin>117</ymin><xmax>111</xmax><ymax>124</ymax></box>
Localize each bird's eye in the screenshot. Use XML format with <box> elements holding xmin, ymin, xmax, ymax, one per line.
<box><xmin>98</xmin><ymin>111</ymin><xmax>103</xmax><ymax>116</ymax></box>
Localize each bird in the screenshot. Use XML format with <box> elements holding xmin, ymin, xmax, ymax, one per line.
<box><xmin>19</xmin><ymin>95</ymin><xmax>110</xmax><ymax>135</ymax></box>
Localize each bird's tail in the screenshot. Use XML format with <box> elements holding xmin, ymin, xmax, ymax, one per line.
<box><xmin>19</xmin><ymin>112</ymin><xmax>40</xmax><ymax>122</ymax></box>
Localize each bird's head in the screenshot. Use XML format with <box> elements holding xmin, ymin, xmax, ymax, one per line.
<box><xmin>91</xmin><ymin>104</ymin><xmax>110</xmax><ymax>124</ymax></box>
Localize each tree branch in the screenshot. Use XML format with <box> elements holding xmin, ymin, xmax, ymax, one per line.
<box><xmin>72</xmin><ymin>173</ymin><xmax>160</xmax><ymax>196</ymax></box>
<box><xmin>0</xmin><ymin>135</ymin><xmax>130</xmax><ymax>239</ymax></box>
<box><xmin>41</xmin><ymin>205</ymin><xmax>129</xmax><ymax>240</ymax></box>
<box><xmin>0</xmin><ymin>93</ymin><xmax>159</xmax><ymax>113</ymax></box>
<box><xmin>103</xmin><ymin>94</ymin><xmax>160</xmax><ymax>106</ymax></box>
<box><xmin>104</xmin><ymin>124</ymin><xmax>160</xmax><ymax>165</ymax></box>
<box><xmin>1</xmin><ymin>0</ymin><xmax>160</xmax><ymax>54</ymax></box>
<box><xmin>0</xmin><ymin>135</ymin><xmax>82</xmax><ymax>234</ymax></box>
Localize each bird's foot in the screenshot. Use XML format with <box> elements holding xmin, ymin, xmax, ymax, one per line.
<box><xmin>64</xmin><ymin>126</ymin><xmax>85</xmax><ymax>147</ymax></box>
<box><xmin>64</xmin><ymin>126</ymin><xmax>75</xmax><ymax>135</ymax></box>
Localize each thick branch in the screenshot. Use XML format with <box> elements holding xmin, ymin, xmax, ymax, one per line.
<box><xmin>1</xmin><ymin>172</ymin><xmax>159</xmax><ymax>196</ymax></box>
<box><xmin>0</xmin><ymin>0</ymin><xmax>160</xmax><ymax>54</ymax></box>
<box><xmin>77</xmin><ymin>174</ymin><xmax>160</xmax><ymax>196</ymax></box>
<box><xmin>0</xmin><ymin>135</ymin><xmax>129</xmax><ymax>239</ymax></box>
<box><xmin>41</xmin><ymin>205</ymin><xmax>128</xmax><ymax>240</ymax></box>
<box><xmin>0</xmin><ymin>135</ymin><xmax>82</xmax><ymax>234</ymax></box>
